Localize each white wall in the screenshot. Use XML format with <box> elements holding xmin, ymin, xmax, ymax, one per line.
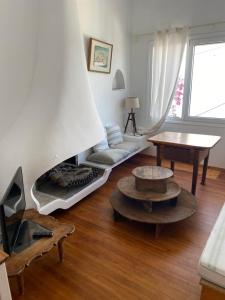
<box><xmin>77</xmin><ymin>0</ymin><xmax>131</xmax><ymax>127</ymax></box>
<box><xmin>131</xmin><ymin>0</ymin><xmax>225</xmax><ymax>168</ymax></box>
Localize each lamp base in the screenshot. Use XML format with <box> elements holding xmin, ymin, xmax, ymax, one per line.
<box><xmin>124</xmin><ymin>112</ymin><xmax>138</xmax><ymax>135</ymax></box>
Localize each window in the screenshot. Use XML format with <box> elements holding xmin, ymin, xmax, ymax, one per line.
<box><xmin>169</xmin><ymin>50</ymin><xmax>186</xmax><ymax>118</ymax></box>
<box><xmin>168</xmin><ymin>35</ymin><xmax>225</xmax><ymax>123</ymax></box>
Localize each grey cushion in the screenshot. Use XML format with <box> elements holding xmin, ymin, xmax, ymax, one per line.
<box><xmin>111</xmin><ymin>141</ymin><xmax>140</xmax><ymax>153</ymax></box>
<box><xmin>87</xmin><ymin>149</ymin><xmax>129</xmax><ymax>165</ymax></box>
<box><xmin>105</xmin><ymin>125</ymin><xmax>123</xmax><ymax>146</ymax></box>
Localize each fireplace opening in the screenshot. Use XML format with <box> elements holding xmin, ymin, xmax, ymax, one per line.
<box><xmin>35</xmin><ymin>161</ymin><xmax>105</xmax><ymax>198</ymax></box>
<box><xmin>32</xmin><ymin>155</ymin><xmax>111</xmax><ymax>214</ymax></box>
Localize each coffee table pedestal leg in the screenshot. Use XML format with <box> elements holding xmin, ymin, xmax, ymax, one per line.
<box><xmin>113</xmin><ymin>209</ymin><xmax>124</xmax><ymax>221</ymax></box>
<box><xmin>155</xmin><ymin>224</ymin><xmax>163</xmax><ymax>239</ymax></box>
<box><xmin>142</xmin><ymin>202</ymin><xmax>153</xmax><ymax>213</ymax></box>
<box><xmin>170</xmin><ymin>198</ymin><xmax>178</xmax><ymax>207</ymax></box>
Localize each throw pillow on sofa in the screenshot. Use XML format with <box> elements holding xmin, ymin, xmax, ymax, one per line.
<box><xmin>105</xmin><ymin>125</ymin><xmax>123</xmax><ymax>146</ymax></box>
<box><xmin>87</xmin><ymin>149</ymin><xmax>129</xmax><ymax>165</ymax></box>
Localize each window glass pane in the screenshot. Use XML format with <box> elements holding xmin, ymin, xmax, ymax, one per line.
<box><xmin>190</xmin><ymin>42</ymin><xmax>225</xmax><ymax>119</ymax></box>
<box><xmin>168</xmin><ymin>50</ymin><xmax>186</xmax><ymax>118</ymax></box>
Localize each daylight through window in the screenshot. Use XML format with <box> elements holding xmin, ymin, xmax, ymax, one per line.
<box><xmin>168</xmin><ymin>39</ymin><xmax>225</xmax><ymax>122</ymax></box>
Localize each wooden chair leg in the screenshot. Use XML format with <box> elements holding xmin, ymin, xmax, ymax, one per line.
<box><xmin>58</xmin><ymin>239</ymin><xmax>64</xmax><ymax>262</ymax></box>
<box><xmin>17</xmin><ymin>274</ymin><xmax>24</xmax><ymax>295</ymax></box>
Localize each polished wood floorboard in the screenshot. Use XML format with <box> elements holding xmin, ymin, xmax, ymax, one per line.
<box><xmin>11</xmin><ymin>155</ymin><xmax>225</xmax><ymax>300</ymax></box>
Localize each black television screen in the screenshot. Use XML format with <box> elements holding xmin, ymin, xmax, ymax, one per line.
<box><xmin>0</xmin><ymin>167</ymin><xmax>53</xmax><ymax>255</ymax></box>
<box><xmin>0</xmin><ymin>167</ymin><xmax>26</xmax><ymax>254</ymax></box>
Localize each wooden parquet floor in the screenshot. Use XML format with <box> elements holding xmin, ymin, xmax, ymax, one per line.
<box><xmin>12</xmin><ymin>155</ymin><xmax>225</xmax><ymax>300</ymax></box>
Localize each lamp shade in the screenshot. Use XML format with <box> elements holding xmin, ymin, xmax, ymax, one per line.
<box><xmin>125</xmin><ymin>97</ymin><xmax>140</xmax><ymax>110</ymax></box>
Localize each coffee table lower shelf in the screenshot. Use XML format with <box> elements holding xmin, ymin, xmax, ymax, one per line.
<box><xmin>110</xmin><ymin>189</ymin><xmax>197</xmax><ymax>238</ymax></box>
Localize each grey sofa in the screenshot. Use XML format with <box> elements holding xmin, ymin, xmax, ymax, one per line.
<box><xmin>85</xmin><ymin>130</ymin><xmax>150</xmax><ymax>169</ymax></box>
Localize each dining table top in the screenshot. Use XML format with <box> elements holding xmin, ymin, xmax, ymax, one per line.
<box><xmin>148</xmin><ymin>131</ymin><xmax>222</xmax><ymax>149</ymax></box>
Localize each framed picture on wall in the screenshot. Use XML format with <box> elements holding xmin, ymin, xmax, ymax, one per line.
<box><xmin>88</xmin><ymin>38</ymin><xmax>113</xmax><ymax>74</ymax></box>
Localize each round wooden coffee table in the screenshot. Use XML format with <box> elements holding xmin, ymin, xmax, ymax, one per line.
<box><xmin>117</xmin><ymin>176</ymin><xmax>181</xmax><ymax>202</ymax></box>
<box><xmin>132</xmin><ymin>165</ymin><xmax>173</xmax><ymax>181</ymax></box>
<box><xmin>110</xmin><ymin>189</ymin><xmax>197</xmax><ymax>238</ymax></box>
<box><xmin>132</xmin><ymin>166</ymin><xmax>173</xmax><ymax>193</ymax></box>
<box><xmin>111</xmin><ymin>166</ymin><xmax>197</xmax><ymax>237</ymax></box>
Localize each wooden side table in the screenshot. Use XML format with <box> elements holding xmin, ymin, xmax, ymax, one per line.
<box><xmin>148</xmin><ymin>132</ymin><xmax>221</xmax><ymax>195</ymax></box>
<box><xmin>5</xmin><ymin>210</ymin><xmax>75</xmax><ymax>295</ymax></box>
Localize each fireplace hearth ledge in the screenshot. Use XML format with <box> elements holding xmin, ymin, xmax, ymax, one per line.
<box><xmin>31</xmin><ymin>167</ymin><xmax>111</xmax><ymax>215</ymax></box>
<box><xmin>31</xmin><ymin>135</ymin><xmax>151</xmax><ymax>215</ymax></box>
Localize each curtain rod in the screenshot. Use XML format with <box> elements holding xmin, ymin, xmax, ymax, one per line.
<box><xmin>133</xmin><ymin>20</ymin><xmax>225</xmax><ymax>37</ymax></box>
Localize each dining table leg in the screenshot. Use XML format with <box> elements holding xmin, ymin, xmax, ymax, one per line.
<box><xmin>192</xmin><ymin>150</ymin><xmax>200</xmax><ymax>195</ymax></box>
<box><xmin>156</xmin><ymin>145</ymin><xmax>161</xmax><ymax>166</ymax></box>
<box><xmin>170</xmin><ymin>161</ymin><xmax>175</xmax><ymax>172</ymax></box>
<box><xmin>201</xmin><ymin>152</ymin><xmax>209</xmax><ymax>185</ymax></box>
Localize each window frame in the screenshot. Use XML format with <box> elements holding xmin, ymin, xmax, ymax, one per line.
<box><xmin>168</xmin><ymin>31</ymin><xmax>225</xmax><ymax>125</ymax></box>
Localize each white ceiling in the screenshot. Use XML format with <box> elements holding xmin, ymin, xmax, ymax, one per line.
<box><xmin>131</xmin><ymin>0</ymin><xmax>225</xmax><ymax>34</ymax></box>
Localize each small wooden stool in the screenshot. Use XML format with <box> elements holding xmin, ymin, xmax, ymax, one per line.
<box><xmin>5</xmin><ymin>209</ymin><xmax>75</xmax><ymax>295</ymax></box>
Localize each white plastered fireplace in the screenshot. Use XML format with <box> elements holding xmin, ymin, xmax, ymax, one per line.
<box><xmin>0</xmin><ymin>0</ymin><xmax>106</xmax><ymax>210</ymax></box>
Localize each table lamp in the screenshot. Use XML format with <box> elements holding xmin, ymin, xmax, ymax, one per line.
<box><xmin>124</xmin><ymin>97</ymin><xmax>140</xmax><ymax>135</ymax></box>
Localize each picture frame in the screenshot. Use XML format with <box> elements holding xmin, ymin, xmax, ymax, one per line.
<box><xmin>88</xmin><ymin>38</ymin><xmax>113</xmax><ymax>74</ymax></box>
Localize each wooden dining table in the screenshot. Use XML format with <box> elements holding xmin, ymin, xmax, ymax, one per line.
<box><xmin>148</xmin><ymin>131</ymin><xmax>221</xmax><ymax>195</ymax></box>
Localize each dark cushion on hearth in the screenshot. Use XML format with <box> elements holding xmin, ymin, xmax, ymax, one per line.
<box><xmin>49</xmin><ymin>163</ymin><xmax>94</xmax><ymax>187</ymax></box>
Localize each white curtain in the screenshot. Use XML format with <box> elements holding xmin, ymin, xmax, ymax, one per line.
<box><xmin>144</xmin><ymin>28</ymin><xmax>188</xmax><ymax>135</ymax></box>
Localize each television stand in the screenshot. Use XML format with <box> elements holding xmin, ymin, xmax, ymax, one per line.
<box><xmin>5</xmin><ymin>209</ymin><xmax>75</xmax><ymax>295</ymax></box>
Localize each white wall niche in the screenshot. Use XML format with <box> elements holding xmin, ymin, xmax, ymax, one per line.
<box><xmin>112</xmin><ymin>69</ymin><xmax>125</xmax><ymax>90</ymax></box>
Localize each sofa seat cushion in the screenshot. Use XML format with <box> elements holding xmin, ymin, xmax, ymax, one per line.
<box><xmin>199</xmin><ymin>203</ymin><xmax>225</xmax><ymax>288</ymax></box>
<box><xmin>87</xmin><ymin>149</ymin><xmax>129</xmax><ymax>165</ymax></box>
<box><xmin>111</xmin><ymin>141</ymin><xmax>140</xmax><ymax>153</ymax></box>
